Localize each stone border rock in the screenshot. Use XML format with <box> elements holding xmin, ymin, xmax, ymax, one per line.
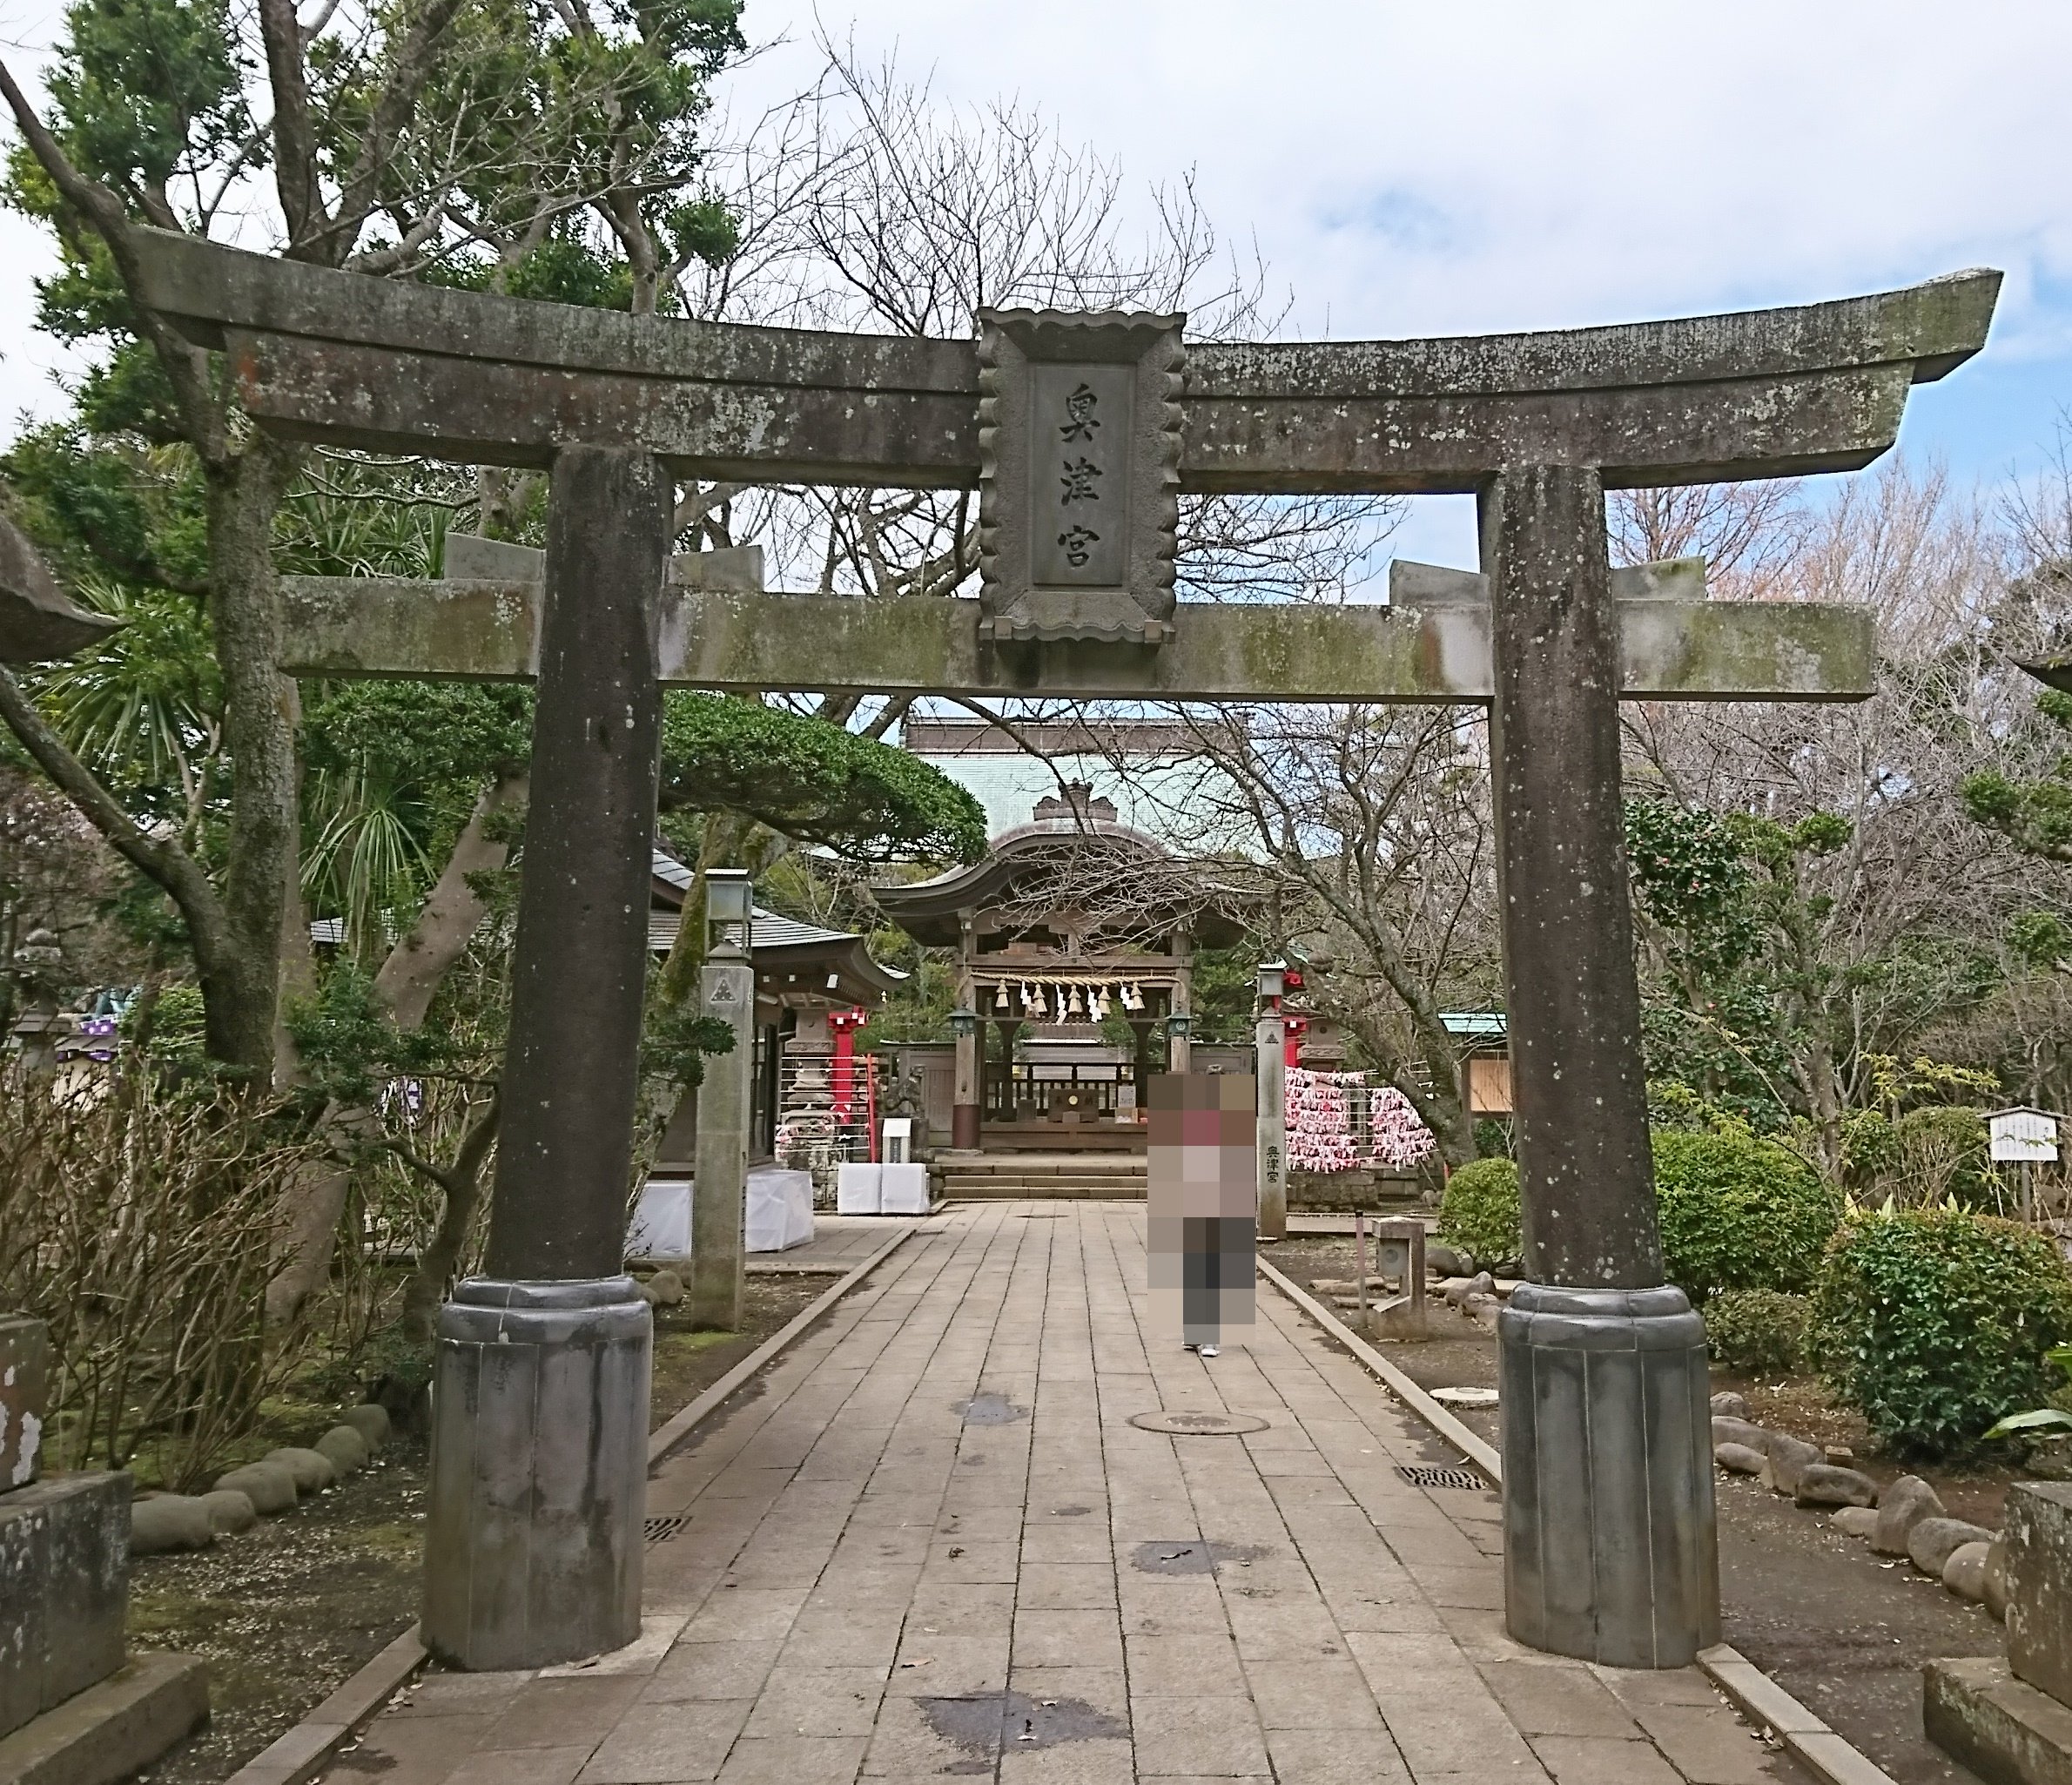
<box><xmin>1257</xmin><ymin>1256</ymin><xmax>1907</xmax><ymax>1785</ymax></box>
<box><xmin>1707</xmin><ymin>1409</ymin><xmax>2005</xmax><ymax>1619</ymax></box>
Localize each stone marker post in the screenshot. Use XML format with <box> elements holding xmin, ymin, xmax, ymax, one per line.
<box><xmin>690</xmin><ymin>869</ymin><xmax>754</xmax><ymax>1330</ymax></box>
<box><xmin>1483</xmin><ymin>467</ymin><xmax>1719</xmax><ymax>1669</ymax></box>
<box><xmin>422</xmin><ymin>446</ymin><xmax>669</xmax><ymax>1671</ymax></box>
<box><xmin>1255</xmin><ymin>962</ymin><xmax>1288</xmax><ymax>1243</ymax></box>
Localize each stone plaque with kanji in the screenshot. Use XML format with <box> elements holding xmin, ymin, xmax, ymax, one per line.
<box><xmin>977</xmin><ymin>308</ymin><xmax>1185</xmax><ymax>645</ymax></box>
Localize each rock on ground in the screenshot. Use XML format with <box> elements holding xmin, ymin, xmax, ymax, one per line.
<box><xmin>1762</xmin><ymin>1433</ymin><xmax>1826</xmax><ymax>1497</ymax></box>
<box><xmin>1909</xmin><ymin>1516</ymin><xmax>1996</xmax><ymax>1579</ymax></box>
<box><xmin>1795</xmin><ymin>1464</ymin><xmax>1879</xmax><ymax>1508</ymax></box>
<box><xmin>132</xmin><ymin>1494</ymin><xmax>214</xmax><ymax>1554</ymax></box>
<box><xmin>213</xmin><ymin>1461</ymin><xmax>298</xmax><ymax>1515</ymax></box>
<box><xmin>1832</xmin><ymin>1505</ymin><xmax>1880</xmax><ymax>1539</ymax></box>
<box><xmin>1426</xmin><ymin>1243</ymin><xmax>1472</xmax><ymax>1278</ymax></box>
<box><xmin>1712</xmin><ymin>1415</ymin><xmax>1773</xmax><ymax>1452</ymax></box>
<box><xmin>1710</xmin><ymin>1391</ymin><xmax>1748</xmax><ymax>1419</ymax></box>
<box><xmin>1943</xmin><ymin>1540</ymin><xmax>1992</xmax><ymax>1600</ymax></box>
<box><xmin>1872</xmin><ymin>1474</ymin><xmax>1947</xmax><ymax>1555</ymax></box>
<box><xmin>316</xmin><ymin>1425</ymin><xmax>369</xmax><ymax>1478</ymax></box>
<box><xmin>1443</xmin><ymin>1270</ymin><xmax>1497</xmax><ymax>1309</ymax></box>
<box><xmin>1984</xmin><ymin>1539</ymin><xmax>2010</xmax><ymax>1620</ymax></box>
<box><xmin>648</xmin><ymin>1269</ymin><xmax>685</xmax><ymax>1308</ymax></box>
<box><xmin>341</xmin><ymin>1404</ymin><xmax>391</xmax><ymax>1451</ymax></box>
<box><xmin>1715</xmin><ymin>1443</ymin><xmax>1766</xmax><ymax>1475</ymax></box>
<box><xmin>265</xmin><ymin>1446</ymin><xmax>337</xmax><ymax>1495</ymax></box>
<box><xmin>200</xmin><ymin>1488</ymin><xmax>257</xmax><ymax>1534</ymax></box>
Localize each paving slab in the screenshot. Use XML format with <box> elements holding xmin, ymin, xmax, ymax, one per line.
<box><xmin>326</xmin><ymin>1202</ymin><xmax>1808</xmax><ymax>1785</ymax></box>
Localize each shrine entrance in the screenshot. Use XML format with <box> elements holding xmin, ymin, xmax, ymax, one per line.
<box><xmin>131</xmin><ymin>223</ymin><xmax>1995</xmax><ymax>1674</ymax></box>
<box><xmin>876</xmin><ymin>785</ymin><xmax>1248</xmax><ymax>1157</ymax></box>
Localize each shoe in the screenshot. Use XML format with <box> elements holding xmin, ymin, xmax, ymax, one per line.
<box><xmin>1198</xmin><ymin>1344</ymin><xmax>1220</xmax><ymax>1358</ymax></box>
<box><xmin>1181</xmin><ymin>1341</ymin><xmax>1199</xmax><ymax>1352</ymax></box>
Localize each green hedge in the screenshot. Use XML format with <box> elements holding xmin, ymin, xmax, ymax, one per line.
<box><xmin>1437</xmin><ymin>1158</ymin><xmax>1521</xmax><ymax>1270</ymax></box>
<box><xmin>1704</xmin><ymin>1289</ymin><xmax>1811</xmax><ymax>1375</ymax></box>
<box><xmin>1438</xmin><ymin>1130</ymin><xmax>1840</xmax><ymax>1297</ymax></box>
<box><xmin>1652</xmin><ymin>1131</ymin><xmax>1841</xmax><ymax>1300</ymax></box>
<box><xmin>1812</xmin><ymin>1207</ymin><xmax>2072</xmax><ymax>1459</ymax></box>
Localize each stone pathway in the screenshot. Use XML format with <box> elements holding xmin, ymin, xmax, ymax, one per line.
<box><xmin>339</xmin><ymin>1203</ymin><xmax>1806</xmax><ymax>1785</ymax></box>
<box><xmin>746</xmin><ymin>1216</ymin><xmax>912</xmax><ymax>1274</ymax></box>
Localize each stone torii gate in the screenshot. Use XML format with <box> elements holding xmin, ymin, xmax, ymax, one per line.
<box><xmin>129</xmin><ymin>229</ymin><xmax>1995</xmax><ymax>1673</ymax></box>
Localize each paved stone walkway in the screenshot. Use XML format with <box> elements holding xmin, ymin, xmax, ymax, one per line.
<box><xmin>746</xmin><ymin>1216</ymin><xmax>912</xmax><ymax>1273</ymax></box>
<box><xmin>342</xmin><ymin>1203</ymin><xmax>1805</xmax><ymax>1785</ymax></box>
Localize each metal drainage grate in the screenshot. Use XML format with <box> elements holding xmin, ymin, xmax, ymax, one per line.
<box><xmin>645</xmin><ymin>1514</ymin><xmax>690</xmax><ymax>1544</ymax></box>
<box><xmin>1396</xmin><ymin>1465</ymin><xmax>1486</xmax><ymax>1491</ymax></box>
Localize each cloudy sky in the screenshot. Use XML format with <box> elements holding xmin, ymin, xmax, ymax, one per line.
<box><xmin>0</xmin><ymin>0</ymin><xmax>2065</xmax><ymax>565</ymax></box>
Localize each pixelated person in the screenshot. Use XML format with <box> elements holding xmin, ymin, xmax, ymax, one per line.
<box><xmin>1146</xmin><ymin>1073</ymin><xmax>1257</xmax><ymax>1358</ymax></box>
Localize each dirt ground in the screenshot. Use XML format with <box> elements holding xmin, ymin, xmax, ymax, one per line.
<box><xmin>1266</xmin><ymin>1234</ymin><xmax>2010</xmax><ymax>1785</ymax></box>
<box><xmin>130</xmin><ymin>1272</ymin><xmax>830</xmax><ymax>1785</ymax></box>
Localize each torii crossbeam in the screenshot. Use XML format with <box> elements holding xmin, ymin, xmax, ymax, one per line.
<box><xmin>128</xmin><ymin>226</ymin><xmax>1996</xmax><ymax>1674</ymax></box>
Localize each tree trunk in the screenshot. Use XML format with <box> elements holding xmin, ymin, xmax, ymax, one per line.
<box><xmin>263</xmin><ymin>769</ymin><xmax>527</xmax><ymax>1328</ymax></box>
<box><xmin>400</xmin><ymin>1095</ymin><xmax>501</xmax><ymax>1343</ymax></box>
<box><xmin>201</xmin><ymin>437</ymin><xmax>303</xmax><ymax>1080</ymax></box>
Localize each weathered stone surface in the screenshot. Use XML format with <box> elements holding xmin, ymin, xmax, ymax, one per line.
<box><xmin>130</xmin><ymin>227</ymin><xmax>1999</xmax><ymax>491</ymax></box>
<box><xmin>0</xmin><ymin>1472</ymin><xmax>129</xmax><ymax>1739</ymax></box>
<box><xmin>1873</xmin><ymin>1475</ymin><xmax>1948</xmax><ymax>1555</ymax></box>
<box><xmin>1761</xmin><ymin>1433</ymin><xmax>1826</xmax><ymax>1497</ymax></box>
<box><xmin>1833</xmin><ymin>1506</ymin><xmax>1880</xmax><ymax>1539</ymax></box>
<box><xmin>646</xmin><ymin>1269</ymin><xmax>684</xmax><ymax>1309</ymax></box>
<box><xmin>278</xmin><ymin>576</ymin><xmax>1879</xmax><ymax>704</ymax></box>
<box><xmin>340</xmin><ymin>1404</ymin><xmax>390</xmax><ymax>1452</ymax></box>
<box><xmin>0</xmin><ymin>515</ymin><xmax>122</xmax><ymax>663</ymax></box>
<box><xmin>1795</xmin><ymin>1464</ymin><xmax>1878</xmax><ymax>1508</ymax></box>
<box><xmin>1912</xmin><ymin>1518</ymin><xmax>1997</xmax><ymax>1579</ymax></box>
<box><xmin>263</xmin><ymin>1448</ymin><xmax>335</xmax><ymax>1496</ymax></box>
<box><xmin>1445</xmin><ymin>1270</ymin><xmax>1497</xmax><ymax>1309</ymax></box>
<box><xmin>1712</xmin><ymin>1415</ymin><xmax>1773</xmax><ymax>1452</ymax></box>
<box><xmin>1500</xmin><ymin>1283</ymin><xmax>1719</xmax><ymax>1667</ymax></box>
<box><xmin>423</xmin><ymin>1276</ymin><xmax>649</xmax><ymax>1670</ymax></box>
<box><xmin>1925</xmin><ymin>1654</ymin><xmax>2072</xmax><ymax>1785</ymax></box>
<box><xmin>1945</xmin><ymin>1541</ymin><xmax>1992</xmax><ymax>1601</ymax></box>
<box><xmin>0</xmin><ymin>1650</ymin><xmax>208</xmax><ymax>1785</ymax></box>
<box><xmin>1714</xmin><ymin>1443</ymin><xmax>1766</xmax><ymax>1475</ymax></box>
<box><xmin>443</xmin><ymin>530</ymin><xmax>764</xmax><ymax>592</ymax></box>
<box><xmin>198</xmin><ymin>1490</ymin><xmax>255</xmax><ymax>1536</ymax></box>
<box><xmin>129</xmin><ymin>1496</ymin><xmax>212</xmax><ymax>1556</ymax></box>
<box><xmin>0</xmin><ymin>1317</ymin><xmax>50</xmax><ymax>1489</ymax></box>
<box><xmin>314</xmin><ymin>1426</ymin><xmax>368</xmax><ymax>1478</ymax></box>
<box><xmin>1426</xmin><ymin>1243</ymin><xmax>1472</xmax><ymax>1279</ymax></box>
<box><xmin>1709</xmin><ymin>1391</ymin><xmax>1748</xmax><ymax>1419</ymax></box>
<box><xmin>212</xmin><ymin>1462</ymin><xmax>296</xmax><ymax>1516</ymax></box>
<box><xmin>1988</xmin><ymin>1538</ymin><xmax>2013</xmax><ymax>1622</ymax></box>
<box><xmin>2008</xmin><ymin>1482</ymin><xmax>2072</xmax><ymax>1705</ymax></box>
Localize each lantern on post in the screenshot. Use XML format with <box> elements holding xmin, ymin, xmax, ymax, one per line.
<box><xmin>704</xmin><ymin>867</ymin><xmax>752</xmax><ymax>958</ymax></box>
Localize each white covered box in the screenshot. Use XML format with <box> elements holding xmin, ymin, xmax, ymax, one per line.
<box><xmin>746</xmin><ymin>1166</ymin><xmax>815</xmax><ymax>1251</ymax></box>
<box><xmin>627</xmin><ymin>1177</ymin><xmax>690</xmax><ymax>1260</ymax></box>
<box><xmin>878</xmin><ymin>1162</ymin><xmax>931</xmax><ymax>1215</ymax></box>
<box><xmin>836</xmin><ymin>1162</ymin><xmax>882</xmax><ymax>1215</ymax></box>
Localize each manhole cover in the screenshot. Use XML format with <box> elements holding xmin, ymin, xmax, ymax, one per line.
<box><xmin>1396</xmin><ymin>1464</ymin><xmax>1487</xmax><ymax>1491</ymax></box>
<box><xmin>1128</xmin><ymin>1410</ymin><xmax>1269</xmax><ymax>1436</ymax></box>
<box><xmin>644</xmin><ymin>1513</ymin><xmax>690</xmax><ymax>1543</ymax></box>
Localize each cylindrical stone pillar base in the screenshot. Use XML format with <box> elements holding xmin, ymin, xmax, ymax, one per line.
<box><xmin>952</xmin><ymin>1102</ymin><xmax>980</xmax><ymax>1149</ymax></box>
<box><xmin>423</xmin><ymin>1276</ymin><xmax>651</xmax><ymax>1670</ymax></box>
<box><xmin>1499</xmin><ymin>1283</ymin><xmax>1719</xmax><ymax>1668</ymax></box>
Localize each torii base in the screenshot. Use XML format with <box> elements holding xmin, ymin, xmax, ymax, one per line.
<box><xmin>1498</xmin><ymin>1284</ymin><xmax>1719</xmax><ymax>1668</ymax></box>
<box><xmin>422</xmin><ymin>1276</ymin><xmax>651</xmax><ymax>1670</ymax></box>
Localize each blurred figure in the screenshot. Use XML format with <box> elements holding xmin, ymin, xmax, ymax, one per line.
<box><xmin>1147</xmin><ymin>1073</ymin><xmax>1256</xmax><ymax>1357</ymax></box>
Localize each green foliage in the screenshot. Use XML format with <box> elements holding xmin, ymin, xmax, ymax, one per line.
<box><xmin>1652</xmin><ymin>1129</ymin><xmax>1841</xmax><ymax>1299</ymax></box>
<box><xmin>1983</xmin><ymin>1344</ymin><xmax>2072</xmax><ymax>1442</ymax></box>
<box><xmin>1704</xmin><ymin>1289</ymin><xmax>1812</xmax><ymax>1376</ymax></box>
<box><xmin>1813</xmin><ymin>1206</ymin><xmax>2072</xmax><ymax>1459</ymax></box>
<box><xmin>1437</xmin><ymin>1157</ymin><xmax>1520</xmax><ymax>1268</ymax></box>
<box><xmin>641</xmin><ymin>1001</ymin><xmax>734</xmax><ymax>1092</ymax></box>
<box><xmin>659</xmin><ymin>695</ymin><xmax>986</xmax><ymax>863</ymax></box>
<box><xmin>1891</xmin><ymin>1105</ymin><xmax>2001</xmax><ymax>1209</ymax></box>
<box><xmin>1964</xmin><ymin>690</ymin><xmax>2072</xmax><ymax>860</ymax></box>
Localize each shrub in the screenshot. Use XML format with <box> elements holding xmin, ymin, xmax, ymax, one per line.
<box><xmin>1653</xmin><ymin>1130</ymin><xmax>1842</xmax><ymax>1299</ymax></box>
<box><xmin>1891</xmin><ymin>1106</ymin><xmax>2003</xmax><ymax>1211</ymax></box>
<box><xmin>1704</xmin><ymin>1289</ymin><xmax>1811</xmax><ymax>1375</ymax></box>
<box><xmin>1812</xmin><ymin>1206</ymin><xmax>2072</xmax><ymax>1459</ymax></box>
<box><xmin>1438</xmin><ymin>1157</ymin><xmax>1521</xmax><ymax>1269</ymax></box>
